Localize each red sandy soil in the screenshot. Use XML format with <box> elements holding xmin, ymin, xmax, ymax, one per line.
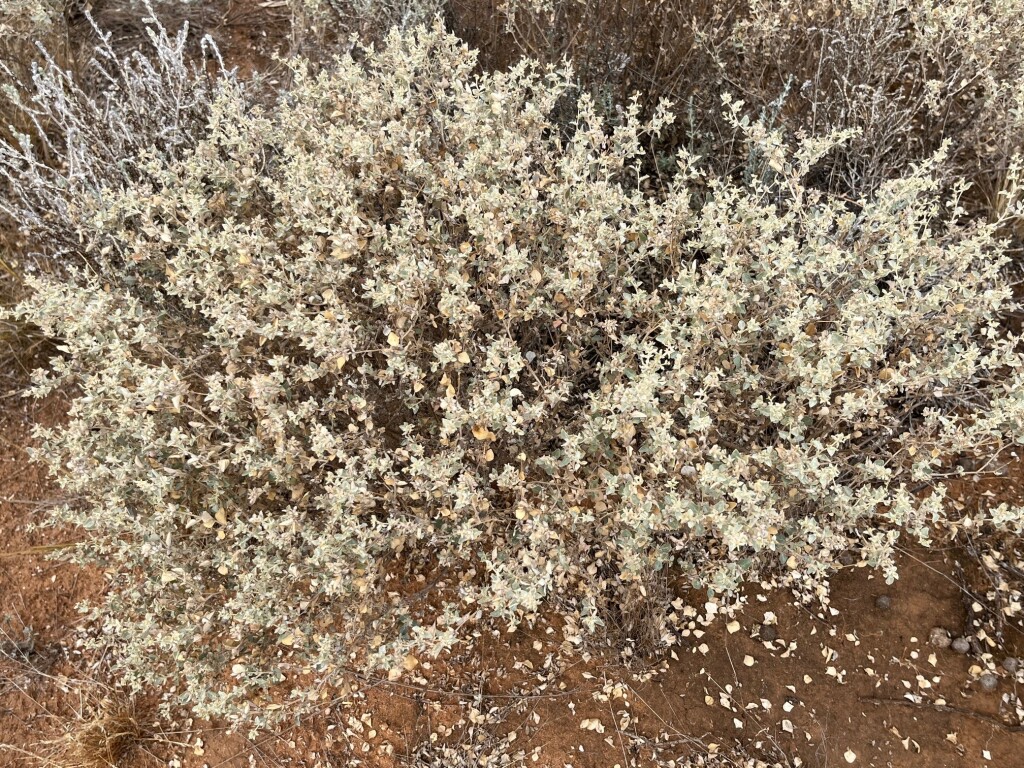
<box><xmin>2</xmin><ymin>390</ymin><xmax>1023</xmax><ymax>768</ymax></box>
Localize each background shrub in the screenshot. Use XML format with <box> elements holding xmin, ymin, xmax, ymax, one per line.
<box><xmin>0</xmin><ymin>3</ymin><xmax>241</xmax><ymax>390</ymax></box>
<box><xmin>0</xmin><ymin>0</ymin><xmax>73</xmax><ymax>261</ymax></box>
<box><xmin>448</xmin><ymin>0</ymin><xmax>1024</xmax><ymax>222</ymax></box>
<box><xmin>724</xmin><ymin>0</ymin><xmax>1024</xmax><ymax>218</ymax></box>
<box><xmin>0</xmin><ymin>10</ymin><xmax>232</xmax><ymax>269</ymax></box>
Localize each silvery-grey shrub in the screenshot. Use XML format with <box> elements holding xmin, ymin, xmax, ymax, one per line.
<box><xmin>5</xmin><ymin>21</ymin><xmax>1024</xmax><ymax>726</ymax></box>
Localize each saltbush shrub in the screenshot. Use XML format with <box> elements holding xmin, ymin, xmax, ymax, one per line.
<box><xmin>5</xmin><ymin>21</ymin><xmax>1024</xmax><ymax>725</ymax></box>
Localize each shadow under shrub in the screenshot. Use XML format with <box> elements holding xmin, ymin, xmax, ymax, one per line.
<box><xmin>5</xmin><ymin>21</ymin><xmax>1024</xmax><ymax>727</ymax></box>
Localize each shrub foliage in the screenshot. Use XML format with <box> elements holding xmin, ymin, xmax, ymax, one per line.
<box><xmin>5</xmin><ymin>22</ymin><xmax>1024</xmax><ymax>724</ymax></box>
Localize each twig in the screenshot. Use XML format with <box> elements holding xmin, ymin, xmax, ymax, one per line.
<box><xmin>0</xmin><ymin>542</ymin><xmax>82</xmax><ymax>560</ymax></box>
<box><xmin>861</xmin><ymin>696</ymin><xmax>1024</xmax><ymax>733</ymax></box>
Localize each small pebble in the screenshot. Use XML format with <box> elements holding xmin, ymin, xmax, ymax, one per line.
<box><xmin>760</xmin><ymin>624</ymin><xmax>778</xmax><ymax>642</ymax></box>
<box><xmin>838</xmin><ymin>551</ymin><xmax>856</xmax><ymax>566</ymax></box>
<box><xmin>929</xmin><ymin>628</ymin><xmax>951</xmax><ymax>649</ymax></box>
<box><xmin>1002</xmin><ymin>657</ymin><xmax>1019</xmax><ymax>674</ymax></box>
<box><xmin>874</xmin><ymin>595</ymin><xmax>891</xmax><ymax>611</ymax></box>
<box><xmin>951</xmin><ymin>637</ymin><xmax>971</xmax><ymax>654</ymax></box>
<box><xmin>979</xmin><ymin>672</ymin><xmax>998</xmax><ymax>692</ymax></box>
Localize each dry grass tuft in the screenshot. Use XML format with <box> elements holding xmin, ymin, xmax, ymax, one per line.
<box><xmin>1</xmin><ymin>631</ymin><xmax>152</xmax><ymax>768</ymax></box>
<box><xmin>62</xmin><ymin>696</ymin><xmax>145</xmax><ymax>768</ymax></box>
<box><xmin>0</xmin><ymin>686</ymin><xmax>151</xmax><ymax>768</ymax></box>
